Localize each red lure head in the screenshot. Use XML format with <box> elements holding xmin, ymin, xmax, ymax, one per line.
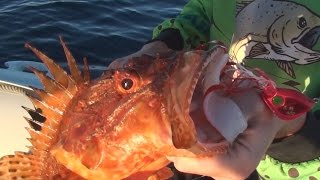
<box><xmin>204</xmin><ymin>64</ymin><xmax>315</xmax><ymax>121</ymax></box>
<box><xmin>255</xmin><ymin>68</ymin><xmax>315</xmax><ymax>121</ymax></box>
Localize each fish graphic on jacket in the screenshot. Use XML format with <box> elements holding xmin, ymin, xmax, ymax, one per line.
<box><xmin>230</xmin><ymin>0</ymin><xmax>320</xmax><ymax>78</ymax></box>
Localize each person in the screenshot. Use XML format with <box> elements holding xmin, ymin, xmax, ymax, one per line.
<box><xmin>109</xmin><ymin>0</ymin><xmax>320</xmax><ymax>179</ymax></box>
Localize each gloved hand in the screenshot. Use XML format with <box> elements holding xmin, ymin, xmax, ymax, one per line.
<box><xmin>167</xmin><ymin>53</ymin><xmax>306</xmax><ymax>180</ymax></box>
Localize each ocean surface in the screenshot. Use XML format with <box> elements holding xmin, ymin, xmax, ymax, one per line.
<box><xmin>0</xmin><ymin>0</ymin><xmax>187</xmax><ymax>68</ymax></box>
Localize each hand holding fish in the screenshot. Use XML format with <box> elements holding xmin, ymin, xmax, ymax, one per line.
<box><xmin>108</xmin><ymin>39</ymin><xmax>309</xmax><ymax>179</ymax></box>
<box><xmin>167</xmin><ymin>53</ymin><xmax>308</xmax><ymax>180</ymax></box>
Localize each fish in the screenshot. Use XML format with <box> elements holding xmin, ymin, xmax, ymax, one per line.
<box><xmin>0</xmin><ymin>37</ymin><xmax>228</xmax><ymax>180</ymax></box>
<box><xmin>230</xmin><ymin>0</ymin><xmax>320</xmax><ymax>78</ymax></box>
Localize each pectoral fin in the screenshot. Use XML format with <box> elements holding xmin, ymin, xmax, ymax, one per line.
<box><xmin>275</xmin><ymin>61</ymin><xmax>296</xmax><ymax>78</ymax></box>
<box><xmin>247</xmin><ymin>42</ymin><xmax>270</xmax><ymax>58</ymax></box>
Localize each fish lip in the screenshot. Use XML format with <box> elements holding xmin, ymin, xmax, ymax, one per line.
<box><xmin>167</xmin><ymin>47</ymin><xmax>228</xmax><ymax>149</ymax></box>
<box><xmin>293</xmin><ymin>26</ymin><xmax>320</xmax><ymax>51</ymax></box>
<box><xmin>291</xmin><ymin>27</ymin><xmax>311</xmax><ymax>44</ymax></box>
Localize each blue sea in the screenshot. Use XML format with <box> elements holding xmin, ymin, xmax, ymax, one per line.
<box><xmin>0</xmin><ymin>0</ymin><xmax>187</xmax><ymax>68</ymax></box>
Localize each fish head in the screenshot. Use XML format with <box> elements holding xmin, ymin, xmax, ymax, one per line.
<box><xmin>285</xmin><ymin>12</ymin><xmax>320</xmax><ymax>47</ymax></box>
<box><xmin>268</xmin><ymin>4</ymin><xmax>320</xmax><ymax>63</ymax></box>
<box><xmin>50</xmin><ymin>55</ymin><xmax>173</xmax><ymax>178</ymax></box>
<box><xmin>49</xmin><ymin>49</ymin><xmax>221</xmax><ymax>178</ymax></box>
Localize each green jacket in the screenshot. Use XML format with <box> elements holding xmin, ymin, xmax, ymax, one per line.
<box><xmin>153</xmin><ymin>0</ymin><xmax>320</xmax><ymax>179</ymax></box>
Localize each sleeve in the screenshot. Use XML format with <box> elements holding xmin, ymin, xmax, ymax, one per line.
<box><xmin>152</xmin><ymin>0</ymin><xmax>214</xmax><ymax>50</ymax></box>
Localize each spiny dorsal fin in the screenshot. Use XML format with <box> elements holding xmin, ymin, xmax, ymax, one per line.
<box><xmin>59</xmin><ymin>36</ymin><xmax>83</xmax><ymax>83</ymax></box>
<box><xmin>0</xmin><ymin>38</ymin><xmax>93</xmax><ymax>178</ymax></box>
<box><xmin>25</xmin><ymin>43</ymin><xmax>74</xmax><ymax>89</ymax></box>
<box><xmin>26</xmin><ymin>127</ymin><xmax>51</xmax><ymax>149</ymax></box>
<box><xmin>22</xmin><ymin>106</ymin><xmax>45</xmax><ymax>131</ymax></box>
<box><xmin>28</xmin><ymin>96</ymin><xmax>63</xmax><ymax>123</ymax></box>
<box><xmin>31</xmin><ymin>87</ymin><xmax>67</xmax><ymax>113</ymax></box>
<box><xmin>29</xmin><ymin>67</ymin><xmax>74</xmax><ymax>100</ymax></box>
<box><xmin>24</xmin><ymin>116</ymin><xmax>44</xmax><ymax>132</ymax></box>
<box><xmin>24</xmin><ymin>117</ymin><xmax>55</xmax><ymax>136</ymax></box>
<box><xmin>83</xmin><ymin>57</ymin><xmax>91</xmax><ymax>82</ymax></box>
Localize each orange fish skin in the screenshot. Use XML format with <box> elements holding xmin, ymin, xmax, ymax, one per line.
<box><xmin>0</xmin><ymin>38</ymin><xmax>228</xmax><ymax>180</ymax></box>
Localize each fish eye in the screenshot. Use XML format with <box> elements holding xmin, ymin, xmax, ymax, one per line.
<box><xmin>121</xmin><ymin>78</ymin><xmax>134</xmax><ymax>90</ymax></box>
<box><xmin>114</xmin><ymin>70</ymin><xmax>141</xmax><ymax>94</ymax></box>
<box><xmin>298</xmin><ymin>17</ymin><xmax>307</xmax><ymax>29</ymax></box>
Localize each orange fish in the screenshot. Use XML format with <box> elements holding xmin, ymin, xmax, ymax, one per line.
<box><xmin>0</xmin><ymin>37</ymin><xmax>228</xmax><ymax>180</ymax></box>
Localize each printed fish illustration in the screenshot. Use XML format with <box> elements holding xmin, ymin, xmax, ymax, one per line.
<box><xmin>230</xmin><ymin>0</ymin><xmax>320</xmax><ymax>78</ymax></box>
<box><xmin>0</xmin><ymin>37</ymin><xmax>228</xmax><ymax>179</ymax></box>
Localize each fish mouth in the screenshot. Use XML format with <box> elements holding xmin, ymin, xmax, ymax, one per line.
<box><xmin>191</xmin><ymin>54</ymin><xmax>232</xmax><ymax>150</ymax></box>
<box><xmin>190</xmin><ymin>93</ymin><xmax>228</xmax><ymax>147</ymax></box>
<box><xmin>296</xmin><ymin>26</ymin><xmax>320</xmax><ymax>51</ymax></box>
<box><xmin>166</xmin><ymin>46</ymin><xmax>230</xmax><ymax>151</ymax></box>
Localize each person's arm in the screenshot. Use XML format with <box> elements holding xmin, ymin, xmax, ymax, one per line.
<box><xmin>152</xmin><ymin>0</ymin><xmax>214</xmax><ymax>50</ymax></box>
